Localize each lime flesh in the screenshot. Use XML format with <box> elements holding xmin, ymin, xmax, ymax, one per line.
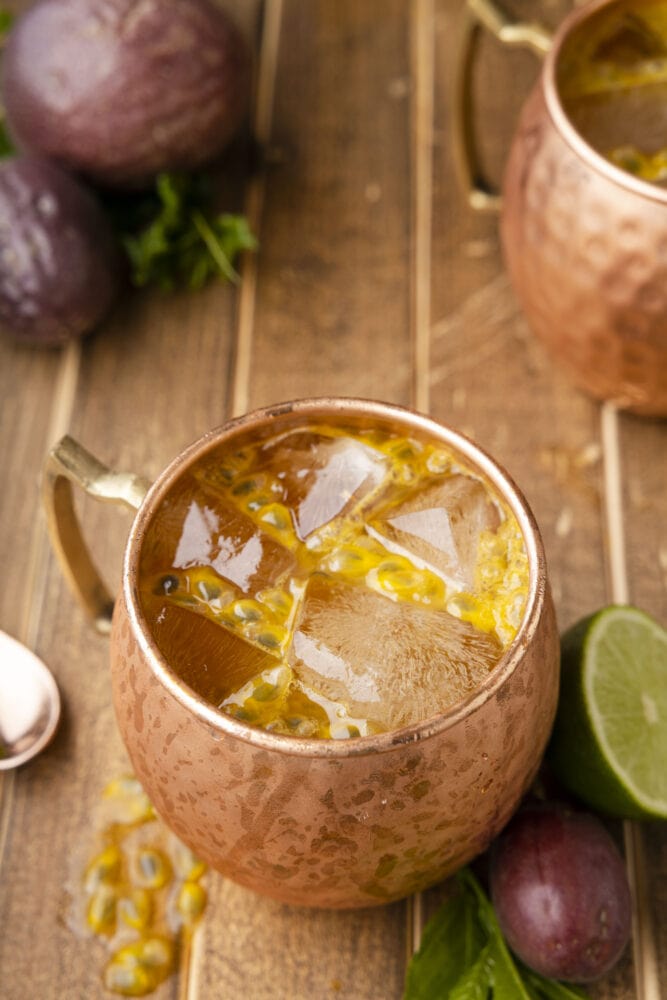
<box><xmin>547</xmin><ymin>605</ymin><xmax>667</xmax><ymax>820</ymax></box>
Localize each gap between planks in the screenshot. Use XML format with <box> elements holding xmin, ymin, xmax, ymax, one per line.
<box><xmin>407</xmin><ymin>0</ymin><xmax>435</xmax><ymax>961</ymax></box>
<box><xmin>231</xmin><ymin>0</ymin><xmax>283</xmax><ymax>420</ymax></box>
<box><xmin>600</xmin><ymin>402</ymin><xmax>661</xmax><ymax>1000</ymax></box>
<box><xmin>0</xmin><ymin>340</ymin><xmax>82</xmax><ymax>880</ymax></box>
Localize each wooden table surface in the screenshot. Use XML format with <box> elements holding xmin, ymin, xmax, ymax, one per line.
<box><xmin>1</xmin><ymin>1</ymin><xmax>665</xmax><ymax>997</ymax></box>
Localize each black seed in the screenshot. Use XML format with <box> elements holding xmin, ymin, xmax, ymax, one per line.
<box><xmin>156</xmin><ymin>574</ymin><xmax>179</xmax><ymax>595</ymax></box>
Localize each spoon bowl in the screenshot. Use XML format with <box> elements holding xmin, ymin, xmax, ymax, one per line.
<box><xmin>0</xmin><ymin>630</ymin><xmax>61</xmax><ymax>769</ymax></box>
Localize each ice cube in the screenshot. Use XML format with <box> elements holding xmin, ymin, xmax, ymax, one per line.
<box><xmin>141</xmin><ymin>594</ymin><xmax>279</xmax><ymax>704</ymax></box>
<box><xmin>288</xmin><ymin>577</ymin><xmax>502</xmax><ymax>731</ymax></box>
<box><xmin>255</xmin><ymin>430</ymin><xmax>388</xmax><ymax>539</ymax></box>
<box><xmin>140</xmin><ymin>472</ymin><xmax>296</xmax><ymax>596</ymax></box>
<box><xmin>367</xmin><ymin>474</ymin><xmax>500</xmax><ymax>591</ymax></box>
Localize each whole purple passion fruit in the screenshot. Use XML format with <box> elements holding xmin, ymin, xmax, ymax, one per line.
<box><xmin>0</xmin><ymin>157</ymin><xmax>122</xmax><ymax>345</ymax></box>
<box><xmin>490</xmin><ymin>803</ymin><xmax>632</xmax><ymax>982</ymax></box>
<box><xmin>2</xmin><ymin>0</ymin><xmax>251</xmax><ymax>187</ymax></box>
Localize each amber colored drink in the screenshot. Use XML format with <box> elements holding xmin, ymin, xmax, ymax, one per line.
<box><xmin>139</xmin><ymin>421</ymin><xmax>529</xmax><ymax>739</ymax></box>
<box><xmin>559</xmin><ymin>0</ymin><xmax>667</xmax><ymax>184</ymax></box>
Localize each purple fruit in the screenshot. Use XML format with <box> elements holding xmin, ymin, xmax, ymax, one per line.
<box><xmin>3</xmin><ymin>0</ymin><xmax>251</xmax><ymax>188</ymax></box>
<box><xmin>490</xmin><ymin>803</ymin><xmax>632</xmax><ymax>982</ymax></box>
<box><xmin>0</xmin><ymin>157</ymin><xmax>122</xmax><ymax>345</ymax></box>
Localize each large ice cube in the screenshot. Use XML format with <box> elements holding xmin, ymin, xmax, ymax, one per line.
<box><xmin>141</xmin><ymin>472</ymin><xmax>296</xmax><ymax>596</ymax></box>
<box><xmin>141</xmin><ymin>594</ymin><xmax>279</xmax><ymax>704</ymax></box>
<box><xmin>367</xmin><ymin>474</ymin><xmax>500</xmax><ymax>591</ymax></box>
<box><xmin>255</xmin><ymin>430</ymin><xmax>388</xmax><ymax>539</ymax></box>
<box><xmin>288</xmin><ymin>577</ymin><xmax>502</xmax><ymax>731</ymax></box>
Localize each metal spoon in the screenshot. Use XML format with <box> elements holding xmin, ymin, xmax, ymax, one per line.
<box><xmin>0</xmin><ymin>630</ymin><xmax>61</xmax><ymax>770</ymax></box>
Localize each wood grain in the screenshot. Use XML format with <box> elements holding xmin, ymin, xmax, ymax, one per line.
<box><xmin>197</xmin><ymin>2</ymin><xmax>415</xmax><ymax>997</ymax></box>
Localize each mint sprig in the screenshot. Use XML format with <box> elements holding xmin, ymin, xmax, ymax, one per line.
<box><xmin>114</xmin><ymin>172</ymin><xmax>257</xmax><ymax>290</ymax></box>
<box><xmin>404</xmin><ymin>869</ymin><xmax>589</xmax><ymax>1000</ymax></box>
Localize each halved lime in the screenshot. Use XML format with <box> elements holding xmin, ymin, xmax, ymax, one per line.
<box><xmin>547</xmin><ymin>605</ymin><xmax>667</xmax><ymax>820</ymax></box>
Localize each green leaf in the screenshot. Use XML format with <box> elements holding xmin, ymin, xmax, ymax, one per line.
<box><xmin>404</xmin><ymin>868</ymin><xmax>592</xmax><ymax>1000</ymax></box>
<box><xmin>449</xmin><ymin>945</ymin><xmax>493</xmax><ymax>1000</ymax></box>
<box><xmin>0</xmin><ymin>8</ymin><xmax>14</xmax><ymax>34</ymax></box>
<box><xmin>522</xmin><ymin>969</ymin><xmax>590</xmax><ymax>1000</ymax></box>
<box><xmin>0</xmin><ymin>118</ymin><xmax>14</xmax><ymax>158</ymax></box>
<box><xmin>404</xmin><ymin>885</ymin><xmax>485</xmax><ymax>1000</ymax></box>
<box><xmin>487</xmin><ymin>932</ymin><xmax>535</xmax><ymax>1000</ymax></box>
<box><xmin>105</xmin><ymin>171</ymin><xmax>256</xmax><ymax>291</ymax></box>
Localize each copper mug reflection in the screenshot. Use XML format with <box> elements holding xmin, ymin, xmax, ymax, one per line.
<box><xmin>43</xmin><ymin>398</ymin><xmax>559</xmax><ymax>909</ymax></box>
<box><xmin>457</xmin><ymin>0</ymin><xmax>667</xmax><ymax>416</ymax></box>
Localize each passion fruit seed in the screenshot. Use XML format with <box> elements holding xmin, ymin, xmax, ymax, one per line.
<box><xmin>134</xmin><ymin>848</ymin><xmax>171</xmax><ymax>889</ymax></box>
<box><xmin>176</xmin><ymin>882</ymin><xmax>207</xmax><ymax>924</ymax></box>
<box><xmin>118</xmin><ymin>889</ymin><xmax>152</xmax><ymax>930</ymax></box>
<box><xmin>231</xmin><ymin>600</ymin><xmax>263</xmax><ymax>622</ymax></box>
<box><xmin>84</xmin><ymin>843</ymin><xmax>123</xmax><ymax>891</ymax></box>
<box><xmin>251</xmin><ymin>681</ymin><xmax>284</xmax><ymax>702</ymax></box>
<box><xmin>155</xmin><ymin>574</ymin><xmax>179</xmax><ymax>596</ymax></box>
<box><xmin>256</xmin><ymin>587</ymin><xmax>293</xmax><ymax>616</ymax></box>
<box><xmin>259</xmin><ymin>502</ymin><xmax>292</xmax><ymax>531</ymax></box>
<box><xmin>243</xmin><ymin>622</ymin><xmax>287</xmax><ymax>651</ymax></box>
<box><xmin>86</xmin><ymin>884</ymin><xmax>118</xmax><ymax>935</ymax></box>
<box><xmin>104</xmin><ymin>961</ymin><xmax>155</xmax><ymax>998</ymax></box>
<box><xmin>104</xmin><ymin>938</ymin><xmax>174</xmax><ymax>997</ymax></box>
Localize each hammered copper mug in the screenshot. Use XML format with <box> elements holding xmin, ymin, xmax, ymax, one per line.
<box><xmin>457</xmin><ymin>0</ymin><xmax>667</xmax><ymax>416</ymax></box>
<box><xmin>43</xmin><ymin>398</ymin><xmax>559</xmax><ymax>908</ymax></box>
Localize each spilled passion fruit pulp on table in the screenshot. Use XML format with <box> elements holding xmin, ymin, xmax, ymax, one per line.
<box><xmin>76</xmin><ymin>776</ymin><xmax>207</xmax><ymax>997</ymax></box>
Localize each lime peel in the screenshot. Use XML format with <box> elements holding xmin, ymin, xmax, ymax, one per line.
<box><xmin>547</xmin><ymin>605</ymin><xmax>667</xmax><ymax>821</ymax></box>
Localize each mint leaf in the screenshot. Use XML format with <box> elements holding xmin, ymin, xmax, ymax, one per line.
<box><xmin>105</xmin><ymin>171</ymin><xmax>256</xmax><ymax>291</ymax></box>
<box><xmin>461</xmin><ymin>870</ymin><xmax>534</xmax><ymax>1000</ymax></box>
<box><xmin>522</xmin><ymin>969</ymin><xmax>589</xmax><ymax>1000</ymax></box>
<box><xmin>403</xmin><ymin>885</ymin><xmax>485</xmax><ymax>1000</ymax></box>
<box><xmin>486</xmin><ymin>932</ymin><xmax>535</xmax><ymax>1000</ymax></box>
<box><xmin>449</xmin><ymin>945</ymin><xmax>493</xmax><ymax>1000</ymax></box>
<box><xmin>404</xmin><ymin>870</ymin><xmax>591</xmax><ymax>1000</ymax></box>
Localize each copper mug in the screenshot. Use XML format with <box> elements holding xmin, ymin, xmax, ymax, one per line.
<box><xmin>43</xmin><ymin>398</ymin><xmax>559</xmax><ymax>908</ymax></box>
<box><xmin>457</xmin><ymin>0</ymin><xmax>667</xmax><ymax>416</ymax></box>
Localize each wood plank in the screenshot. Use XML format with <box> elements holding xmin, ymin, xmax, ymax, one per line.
<box><xmin>197</xmin><ymin>2</ymin><xmax>416</xmax><ymax>998</ymax></box>
<box><xmin>0</xmin><ymin>287</ymin><xmax>243</xmax><ymax>1000</ymax></box>
<box><xmin>618</xmin><ymin>412</ymin><xmax>667</xmax><ymax>999</ymax></box>
<box><xmin>246</xmin><ymin>0</ymin><xmax>414</xmax><ymax>409</ymax></box>
<box><xmin>421</xmin><ymin>4</ymin><xmax>636</xmax><ymax>999</ymax></box>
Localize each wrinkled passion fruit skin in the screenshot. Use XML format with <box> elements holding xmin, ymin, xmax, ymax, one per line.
<box><xmin>0</xmin><ymin>157</ymin><xmax>122</xmax><ymax>345</ymax></box>
<box><xmin>3</xmin><ymin>0</ymin><xmax>251</xmax><ymax>188</ymax></box>
<box><xmin>490</xmin><ymin>804</ymin><xmax>632</xmax><ymax>982</ymax></box>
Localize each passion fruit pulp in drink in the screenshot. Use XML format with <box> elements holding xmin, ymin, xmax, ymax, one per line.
<box><xmin>139</xmin><ymin>423</ymin><xmax>529</xmax><ymax>738</ymax></box>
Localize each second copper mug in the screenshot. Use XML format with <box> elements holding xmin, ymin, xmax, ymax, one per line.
<box><xmin>43</xmin><ymin>398</ymin><xmax>559</xmax><ymax>908</ymax></box>
<box><xmin>457</xmin><ymin>0</ymin><xmax>667</xmax><ymax>416</ymax></box>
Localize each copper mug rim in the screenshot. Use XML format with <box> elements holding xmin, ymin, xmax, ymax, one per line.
<box><xmin>544</xmin><ymin>0</ymin><xmax>667</xmax><ymax>205</ymax></box>
<box><xmin>122</xmin><ymin>396</ymin><xmax>550</xmax><ymax>760</ymax></box>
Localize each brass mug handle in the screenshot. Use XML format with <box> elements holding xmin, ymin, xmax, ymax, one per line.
<box><xmin>454</xmin><ymin>0</ymin><xmax>553</xmax><ymax>212</ymax></box>
<box><xmin>42</xmin><ymin>437</ymin><xmax>151</xmax><ymax>635</ymax></box>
